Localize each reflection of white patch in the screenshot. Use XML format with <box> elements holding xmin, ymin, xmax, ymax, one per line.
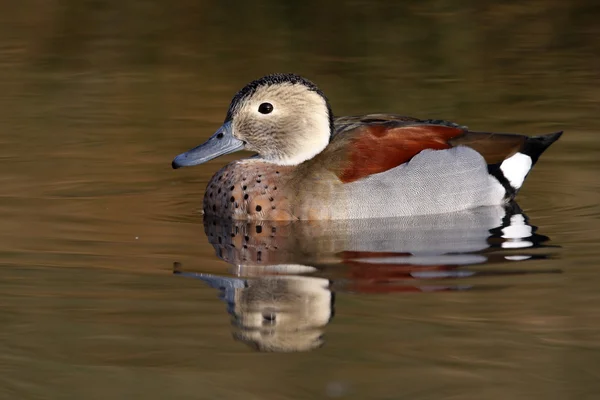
<box><xmin>502</xmin><ymin>214</ymin><xmax>534</xmax><ymax>248</ymax></box>
<box><xmin>505</xmin><ymin>255</ymin><xmax>532</xmax><ymax>261</ymax></box>
<box><xmin>500</xmin><ymin>152</ymin><xmax>532</xmax><ymax>189</ymax></box>
<box><xmin>502</xmin><ymin>214</ymin><xmax>532</xmax><ymax>239</ymax></box>
<box><xmin>502</xmin><ymin>240</ymin><xmax>533</xmax><ymax>249</ymax></box>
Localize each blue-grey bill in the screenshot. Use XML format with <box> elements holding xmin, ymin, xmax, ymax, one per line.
<box><xmin>172</xmin><ymin>121</ymin><xmax>244</xmax><ymax>169</ymax></box>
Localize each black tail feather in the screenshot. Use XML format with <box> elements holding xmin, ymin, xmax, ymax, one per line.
<box><xmin>488</xmin><ymin>130</ymin><xmax>563</xmax><ymax>199</ymax></box>
<box><xmin>520</xmin><ymin>131</ymin><xmax>563</xmax><ymax>165</ymax></box>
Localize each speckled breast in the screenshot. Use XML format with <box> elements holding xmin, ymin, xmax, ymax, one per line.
<box><xmin>203</xmin><ymin>159</ymin><xmax>297</xmax><ymax>220</ymax></box>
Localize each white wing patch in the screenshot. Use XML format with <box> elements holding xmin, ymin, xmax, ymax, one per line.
<box><xmin>500</xmin><ymin>152</ymin><xmax>532</xmax><ymax>189</ymax></box>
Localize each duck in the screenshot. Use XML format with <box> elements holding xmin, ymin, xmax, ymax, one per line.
<box><xmin>172</xmin><ymin>73</ymin><xmax>562</xmax><ymax>221</ymax></box>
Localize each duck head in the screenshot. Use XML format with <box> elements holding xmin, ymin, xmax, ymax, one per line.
<box><xmin>172</xmin><ymin>73</ymin><xmax>334</xmax><ymax>168</ymax></box>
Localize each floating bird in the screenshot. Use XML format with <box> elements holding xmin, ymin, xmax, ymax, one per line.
<box><xmin>172</xmin><ymin>74</ymin><xmax>562</xmax><ymax>220</ymax></box>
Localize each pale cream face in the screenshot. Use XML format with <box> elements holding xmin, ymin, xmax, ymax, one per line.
<box><xmin>230</xmin><ymin>83</ymin><xmax>332</xmax><ymax>165</ymax></box>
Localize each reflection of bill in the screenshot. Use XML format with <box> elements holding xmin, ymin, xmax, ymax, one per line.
<box><xmin>174</xmin><ymin>270</ymin><xmax>333</xmax><ymax>352</ymax></box>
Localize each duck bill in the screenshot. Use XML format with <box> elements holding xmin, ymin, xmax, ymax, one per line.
<box><xmin>172</xmin><ymin>121</ymin><xmax>244</xmax><ymax>169</ymax></box>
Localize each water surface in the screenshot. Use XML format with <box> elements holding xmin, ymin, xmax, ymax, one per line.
<box><xmin>1</xmin><ymin>1</ymin><xmax>600</xmax><ymax>399</ymax></box>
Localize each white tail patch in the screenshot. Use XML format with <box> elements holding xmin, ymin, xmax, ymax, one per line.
<box><xmin>501</xmin><ymin>214</ymin><xmax>534</xmax><ymax>249</ymax></box>
<box><xmin>500</xmin><ymin>152</ymin><xmax>532</xmax><ymax>189</ymax></box>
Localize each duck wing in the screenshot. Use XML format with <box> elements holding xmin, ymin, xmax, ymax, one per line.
<box><xmin>326</xmin><ymin>114</ymin><xmax>542</xmax><ymax>184</ymax></box>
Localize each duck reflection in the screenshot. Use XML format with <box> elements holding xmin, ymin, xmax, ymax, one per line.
<box><xmin>175</xmin><ymin>202</ymin><xmax>560</xmax><ymax>352</ymax></box>
<box><xmin>176</xmin><ymin>271</ymin><xmax>333</xmax><ymax>352</ymax></box>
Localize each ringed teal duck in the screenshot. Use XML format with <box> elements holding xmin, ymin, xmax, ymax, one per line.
<box><xmin>172</xmin><ymin>73</ymin><xmax>562</xmax><ymax>220</ymax></box>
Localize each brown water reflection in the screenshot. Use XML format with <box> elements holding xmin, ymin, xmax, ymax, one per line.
<box><xmin>1</xmin><ymin>0</ymin><xmax>600</xmax><ymax>399</ymax></box>
<box><xmin>176</xmin><ymin>203</ymin><xmax>560</xmax><ymax>352</ymax></box>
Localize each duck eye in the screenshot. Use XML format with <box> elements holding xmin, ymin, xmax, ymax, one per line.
<box><xmin>262</xmin><ymin>311</ymin><xmax>276</xmax><ymax>325</ymax></box>
<box><xmin>258</xmin><ymin>103</ymin><xmax>273</xmax><ymax>114</ymax></box>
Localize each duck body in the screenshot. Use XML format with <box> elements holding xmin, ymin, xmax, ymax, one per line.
<box><xmin>173</xmin><ymin>74</ymin><xmax>562</xmax><ymax>221</ymax></box>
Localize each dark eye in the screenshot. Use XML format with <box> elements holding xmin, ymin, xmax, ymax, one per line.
<box><xmin>258</xmin><ymin>103</ymin><xmax>273</xmax><ymax>114</ymax></box>
<box><xmin>262</xmin><ymin>311</ymin><xmax>276</xmax><ymax>325</ymax></box>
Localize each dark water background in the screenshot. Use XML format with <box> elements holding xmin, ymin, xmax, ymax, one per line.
<box><xmin>1</xmin><ymin>1</ymin><xmax>600</xmax><ymax>399</ymax></box>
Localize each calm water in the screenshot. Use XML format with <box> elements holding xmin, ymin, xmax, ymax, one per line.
<box><xmin>1</xmin><ymin>1</ymin><xmax>600</xmax><ymax>399</ymax></box>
